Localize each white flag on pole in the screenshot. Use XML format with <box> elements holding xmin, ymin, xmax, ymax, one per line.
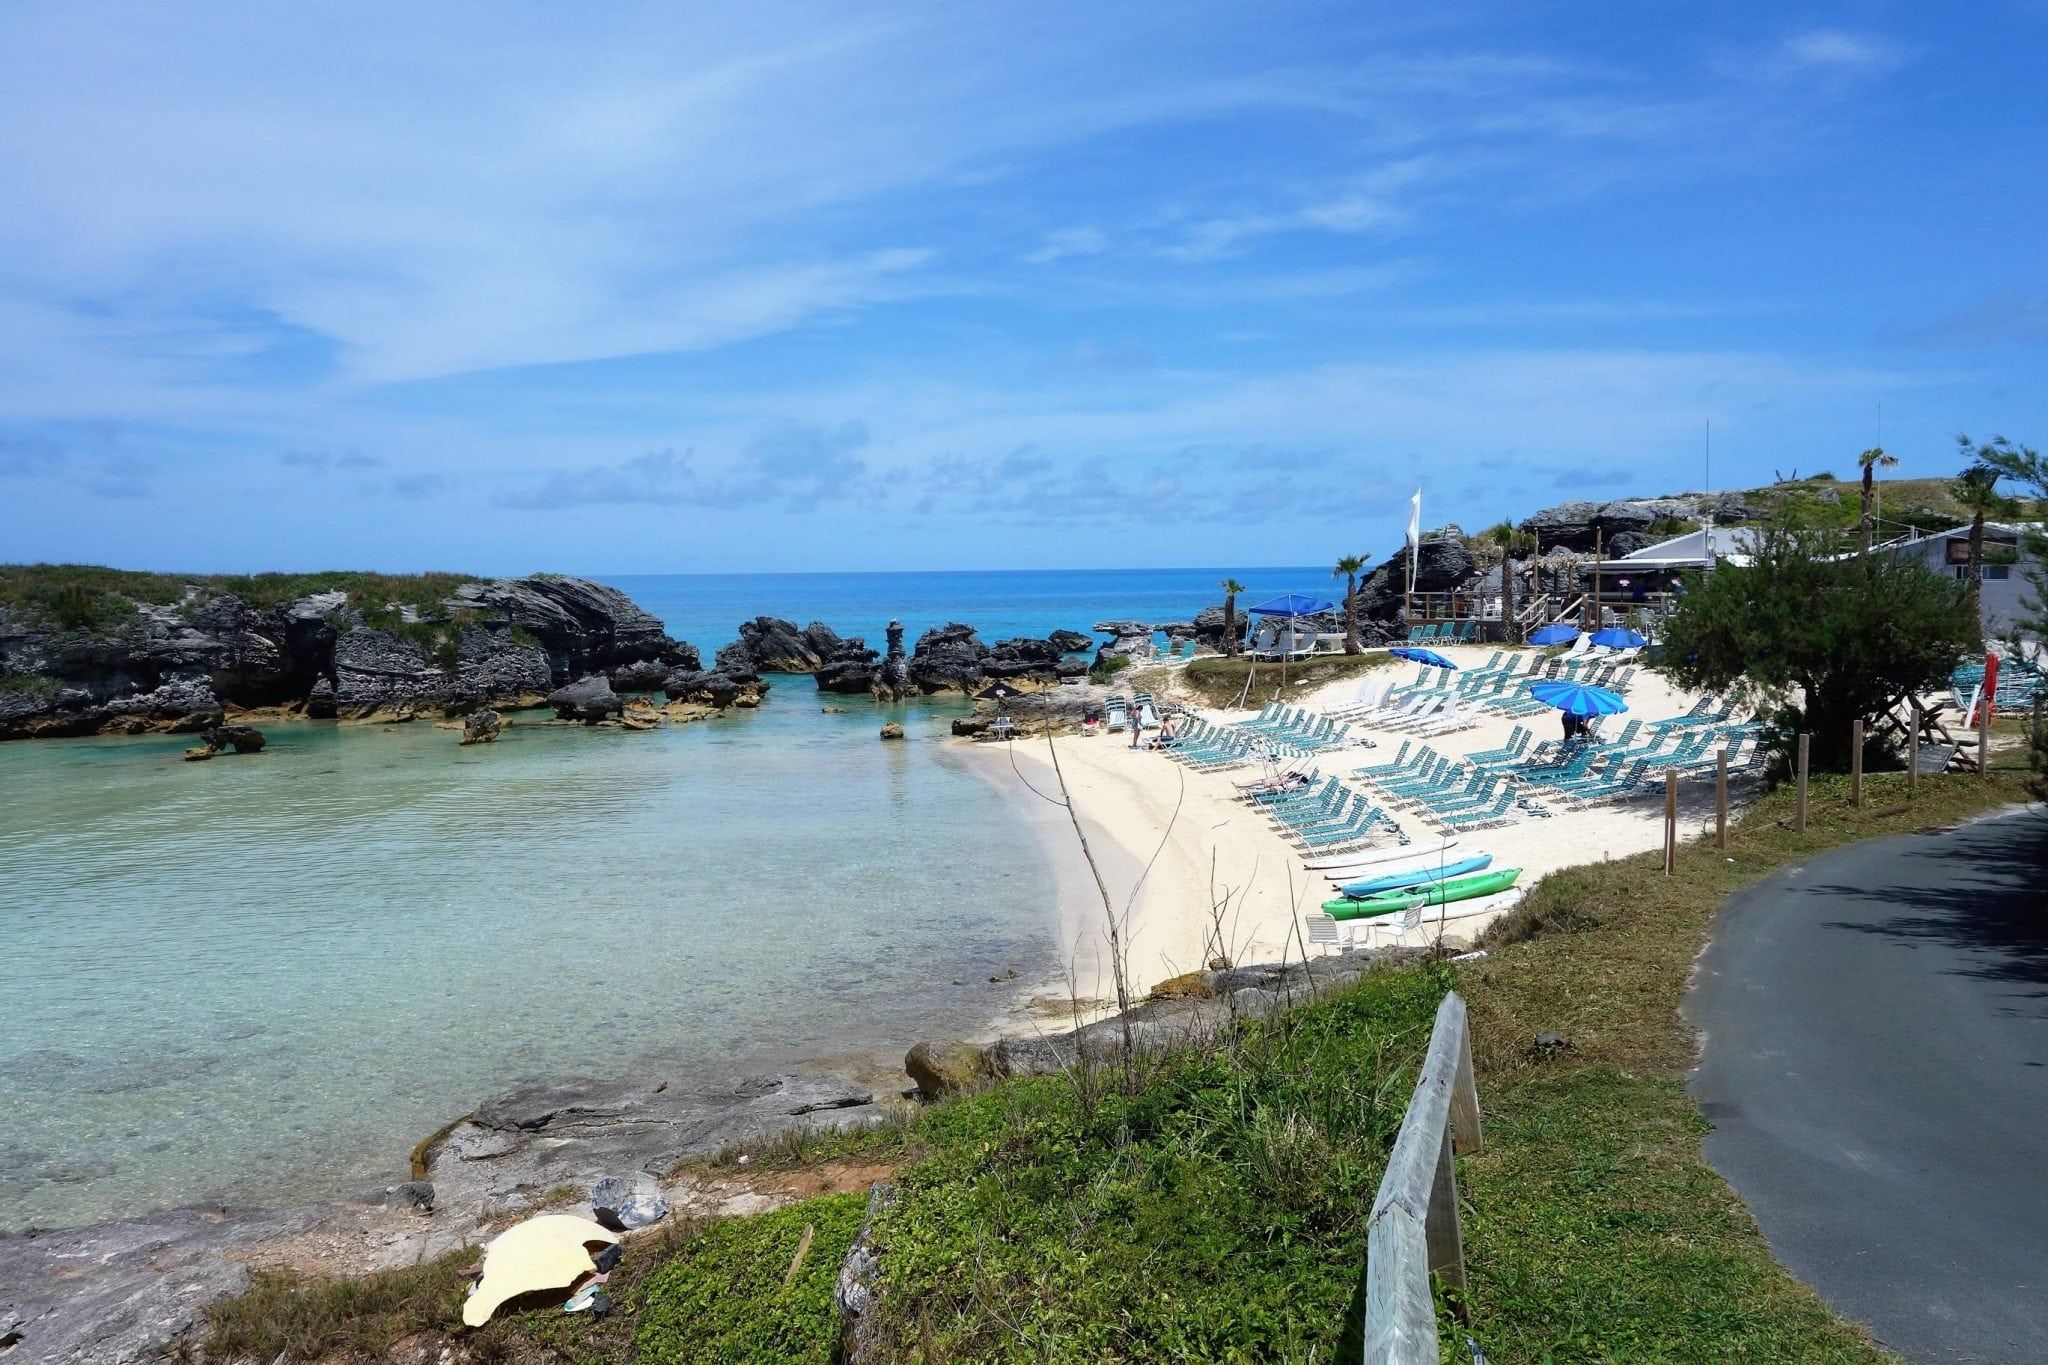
<box><xmin>1406</xmin><ymin>489</ymin><xmax>1422</xmax><ymax>548</ymax></box>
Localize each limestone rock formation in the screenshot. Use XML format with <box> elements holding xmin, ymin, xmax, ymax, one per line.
<box><xmin>872</xmin><ymin>620</ymin><xmax>910</xmax><ymax>702</ymax></box>
<box><xmin>181</xmin><ymin>724</ymin><xmax>267</xmax><ymax>761</ymax></box>
<box><xmin>815</xmin><ymin>636</ymin><xmax>882</xmax><ymax>694</ymax></box>
<box><xmin>879</xmin><ymin>721</ymin><xmax>905</xmax><ymax>740</ymax></box>
<box><xmin>903</xmin><ymin>1040</ymin><xmax>988</xmax><ymax>1098</ymax></box>
<box><xmin>904</xmin><ymin>622</ymin><xmax>988</xmax><ymax>694</ymax></box>
<box><xmin>983</xmin><ymin>636</ymin><xmax>1063</xmax><ymax>680</ymax></box>
<box><xmin>549</xmin><ymin>675</ymin><xmax>623</xmax><ymax>723</ymax></box>
<box><xmin>460</xmin><ymin>709</ymin><xmax>502</xmax><ymax>745</ymax></box>
<box><xmin>0</xmin><ymin>573</ymin><xmax>705</xmax><ymax>740</ymax></box>
<box><xmin>724</xmin><ymin>616</ymin><xmax>831</xmax><ymax>673</ymax></box>
<box><xmin>664</xmin><ymin>666</ymin><xmax>768</xmax><ymax>709</ymax></box>
<box><xmin>1048</xmin><ymin>629</ymin><xmax>1092</xmax><ymax>654</ymax></box>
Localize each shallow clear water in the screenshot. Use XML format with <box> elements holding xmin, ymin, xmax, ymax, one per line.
<box><xmin>0</xmin><ymin>566</ymin><xmax>1319</xmax><ymax>1230</ymax></box>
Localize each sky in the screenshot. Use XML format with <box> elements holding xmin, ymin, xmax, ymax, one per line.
<box><xmin>2</xmin><ymin>1</ymin><xmax>2046</xmax><ymax>576</ymax></box>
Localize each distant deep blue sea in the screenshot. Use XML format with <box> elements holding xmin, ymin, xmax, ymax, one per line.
<box><xmin>603</xmin><ymin>566</ymin><xmax>1329</xmax><ymax>656</ymax></box>
<box><xmin>0</xmin><ymin>564</ymin><xmax>1319</xmax><ymax>1231</ymax></box>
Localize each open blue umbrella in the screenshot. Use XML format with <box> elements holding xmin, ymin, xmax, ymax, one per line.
<box><xmin>1389</xmin><ymin>646</ymin><xmax>1457</xmax><ymax>669</ymax></box>
<box><xmin>1529</xmin><ymin>623</ymin><xmax>1580</xmax><ymax>646</ymax></box>
<box><xmin>1527</xmin><ymin>679</ymin><xmax>1628</xmax><ymax>716</ymax></box>
<box><xmin>1589</xmin><ymin>626</ymin><xmax>1646</xmax><ymax>648</ymax></box>
<box><xmin>1247</xmin><ymin>593</ymin><xmax>1336</xmax><ymax>617</ymax></box>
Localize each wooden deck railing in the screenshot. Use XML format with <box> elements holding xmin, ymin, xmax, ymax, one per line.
<box><xmin>1363</xmin><ymin>991</ymin><xmax>1483</xmax><ymax>1362</ymax></box>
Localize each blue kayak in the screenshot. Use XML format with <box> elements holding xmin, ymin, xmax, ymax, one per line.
<box><xmin>1336</xmin><ymin>853</ymin><xmax>1492</xmax><ymax>899</ymax></box>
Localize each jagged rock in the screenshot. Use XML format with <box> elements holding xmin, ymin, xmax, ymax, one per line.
<box><xmin>725</xmin><ymin>617</ymin><xmax>830</xmax><ymax>673</ymax></box>
<box><xmin>815</xmin><ymin>637</ymin><xmax>881</xmax><ymax>694</ymax></box>
<box><xmin>905</xmin><ymin>623</ymin><xmax>987</xmax><ymax>694</ymax></box>
<box><xmin>549</xmin><ymin>675</ymin><xmax>623</xmax><ymax>723</ymax></box>
<box><xmin>181</xmin><ymin>723</ymin><xmax>265</xmax><ymax>761</ymax></box>
<box><xmin>460</xmin><ymin>709</ymin><xmax>502</xmax><ymax>745</ymax></box>
<box><xmin>664</xmin><ymin>666</ymin><xmax>767</xmax><ymax>709</ymax></box>
<box><xmin>618</xmin><ymin>697</ymin><xmax>661</xmax><ymax>731</ymax></box>
<box><xmin>1092</xmin><ymin>621</ymin><xmax>1154</xmax><ymax>666</ymax></box>
<box><xmin>305</xmin><ymin>677</ymin><xmax>337</xmax><ymax>719</ymax></box>
<box><xmin>447</xmin><ymin>575</ymin><xmax>692</xmax><ymax>675</ymax></box>
<box><xmin>661</xmin><ymin>698</ymin><xmax>715</xmax><ymax>725</ymax></box>
<box><xmin>1049</xmin><ymin>629</ymin><xmax>1092</xmax><ymax>654</ymax></box>
<box><xmin>879</xmin><ymin>722</ymin><xmax>905</xmax><ymax>740</ymax></box>
<box><xmin>801</xmin><ymin>621</ymin><xmax>843</xmax><ymax>660</ymax></box>
<box><xmin>903</xmin><ymin>1040</ymin><xmax>988</xmax><ymax>1097</ymax></box>
<box><xmin>609</xmin><ymin>658</ymin><xmax>671</xmax><ymax>691</ymax></box>
<box><xmin>872</xmin><ymin>620</ymin><xmax>910</xmax><ymax>702</ymax></box>
<box><xmin>983</xmin><ymin>636</ymin><xmax>1064</xmax><ymax>681</ymax></box>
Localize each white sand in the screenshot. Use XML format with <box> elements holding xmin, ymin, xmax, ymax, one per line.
<box><xmin>965</xmin><ymin>644</ymin><xmax>1747</xmax><ymax>1005</ymax></box>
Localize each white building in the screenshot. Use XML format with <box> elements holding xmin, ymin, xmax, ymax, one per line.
<box><xmin>1875</xmin><ymin>522</ymin><xmax>2041</xmax><ymax>640</ymax></box>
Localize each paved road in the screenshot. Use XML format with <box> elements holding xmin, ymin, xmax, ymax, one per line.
<box><xmin>1688</xmin><ymin>805</ymin><xmax>2048</xmax><ymax>1362</ymax></box>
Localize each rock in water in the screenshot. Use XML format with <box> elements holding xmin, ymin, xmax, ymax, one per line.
<box><xmin>664</xmin><ymin>666</ymin><xmax>768</xmax><ymax>709</ymax></box>
<box><xmin>872</xmin><ymin>620</ymin><xmax>910</xmax><ymax>702</ymax></box>
<box><xmin>182</xmin><ymin>724</ymin><xmax>266</xmax><ymax>760</ymax></box>
<box><xmin>879</xmin><ymin>722</ymin><xmax>905</xmax><ymax>740</ymax></box>
<box><xmin>1048</xmin><ymin>629</ymin><xmax>1092</xmax><ymax>654</ymax></box>
<box><xmin>905</xmin><ymin>622</ymin><xmax>988</xmax><ymax>694</ymax></box>
<box><xmin>724</xmin><ymin>616</ymin><xmax>830</xmax><ymax>673</ymax></box>
<box><xmin>815</xmin><ymin>636</ymin><xmax>882</xmax><ymax>694</ymax></box>
<box><xmin>460</xmin><ymin>709</ymin><xmax>502</xmax><ymax>744</ymax></box>
<box><xmin>618</xmin><ymin>697</ymin><xmax>661</xmax><ymax>730</ymax></box>
<box><xmin>549</xmin><ymin>675</ymin><xmax>623</xmax><ymax>723</ymax></box>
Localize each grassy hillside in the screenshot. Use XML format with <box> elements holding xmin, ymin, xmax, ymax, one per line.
<box><xmin>0</xmin><ymin>564</ymin><xmax>478</xmax><ymax>633</ymax></box>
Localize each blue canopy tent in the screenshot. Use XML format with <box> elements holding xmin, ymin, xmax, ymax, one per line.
<box><xmin>1244</xmin><ymin>593</ymin><xmax>1336</xmax><ymax>688</ymax></box>
<box><xmin>1529</xmin><ymin>623</ymin><xmax>1580</xmax><ymax>647</ymax></box>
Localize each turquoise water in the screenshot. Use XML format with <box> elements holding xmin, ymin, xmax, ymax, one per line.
<box><xmin>0</xmin><ymin>566</ymin><xmax>1319</xmax><ymax>1231</ymax></box>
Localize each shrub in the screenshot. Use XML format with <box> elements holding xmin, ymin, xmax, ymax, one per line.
<box><xmin>1088</xmin><ymin>653</ymin><xmax>1132</xmax><ymax>683</ymax></box>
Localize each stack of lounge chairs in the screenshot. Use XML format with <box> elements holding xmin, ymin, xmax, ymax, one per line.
<box><xmin>1242</xmin><ymin>774</ymin><xmax>1405</xmax><ymax>853</ymax></box>
<box><xmin>1151</xmin><ymin>704</ymin><xmax>1361</xmax><ymax>772</ymax></box>
<box><xmin>1404</xmin><ymin>621</ymin><xmax>1483</xmax><ymax>644</ymax></box>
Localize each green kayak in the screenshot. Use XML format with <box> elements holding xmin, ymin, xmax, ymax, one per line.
<box><xmin>1321</xmin><ymin>867</ymin><xmax>1522</xmax><ymax>921</ymax></box>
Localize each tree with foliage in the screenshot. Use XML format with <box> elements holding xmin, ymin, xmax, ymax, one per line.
<box><xmin>1950</xmin><ymin>444</ymin><xmax>2021</xmax><ymax>623</ymax></box>
<box><xmin>1660</xmin><ymin>521</ymin><xmax>1978</xmax><ymax>772</ymax></box>
<box><xmin>1856</xmin><ymin>445</ymin><xmax>1898</xmax><ymax>554</ymax></box>
<box><xmin>1218</xmin><ymin>578</ymin><xmax>1245</xmax><ymax>657</ymax></box>
<box><xmin>1482</xmin><ymin>519</ymin><xmax>1531</xmax><ymax>642</ymax></box>
<box><xmin>1331</xmin><ymin>556</ymin><xmax>1368</xmax><ymax>654</ymax></box>
<box><xmin>1967</xmin><ymin>434</ymin><xmax>2048</xmax><ymax>797</ymax></box>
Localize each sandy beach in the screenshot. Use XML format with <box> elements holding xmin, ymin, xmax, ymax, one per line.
<box><xmin>969</xmin><ymin>642</ymin><xmax>1748</xmax><ymax>1007</ymax></box>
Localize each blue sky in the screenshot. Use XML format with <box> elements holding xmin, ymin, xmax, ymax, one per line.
<box><xmin>2</xmin><ymin>2</ymin><xmax>2045</xmax><ymax>575</ymax></box>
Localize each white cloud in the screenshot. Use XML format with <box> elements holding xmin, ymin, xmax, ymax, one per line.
<box><xmin>1024</xmin><ymin>228</ymin><xmax>1111</xmax><ymax>264</ymax></box>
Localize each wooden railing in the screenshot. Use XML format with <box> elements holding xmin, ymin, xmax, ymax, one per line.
<box><xmin>1363</xmin><ymin>991</ymin><xmax>1483</xmax><ymax>1362</ymax></box>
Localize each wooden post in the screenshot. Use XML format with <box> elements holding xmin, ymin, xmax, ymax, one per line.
<box><xmin>1663</xmin><ymin>768</ymin><xmax>1678</xmax><ymax>875</ymax></box>
<box><xmin>1795</xmin><ymin>734</ymin><xmax>1810</xmax><ymax>831</ymax></box>
<box><xmin>1907</xmin><ymin>700</ymin><xmax>1920</xmax><ymax>796</ymax></box>
<box><xmin>1425</xmin><ymin>1125</ymin><xmax>1467</xmax><ymax>1303</ymax></box>
<box><xmin>1715</xmin><ymin>748</ymin><xmax>1728</xmax><ymax>849</ymax></box>
<box><xmin>1850</xmin><ymin>719</ymin><xmax>1864</xmax><ymax>806</ymax></box>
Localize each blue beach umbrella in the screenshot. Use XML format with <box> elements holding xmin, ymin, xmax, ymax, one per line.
<box><xmin>1527</xmin><ymin>679</ymin><xmax>1628</xmax><ymax>717</ymax></box>
<box><xmin>1389</xmin><ymin>646</ymin><xmax>1458</xmax><ymax>669</ymax></box>
<box><xmin>1589</xmin><ymin>626</ymin><xmax>1647</xmax><ymax>648</ymax></box>
<box><xmin>1529</xmin><ymin>623</ymin><xmax>1579</xmax><ymax>646</ymax></box>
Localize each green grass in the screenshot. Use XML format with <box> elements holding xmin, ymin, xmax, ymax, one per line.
<box><xmin>0</xmin><ymin>673</ymin><xmax>61</xmax><ymax>699</ymax></box>
<box><xmin>635</xmin><ymin>1194</ymin><xmax>868</xmax><ymax>1364</ymax></box>
<box><xmin>1181</xmin><ymin>651</ymin><xmax>1396</xmax><ymax>708</ymax></box>
<box><xmin>0</xmin><ymin>563</ymin><xmax>479</xmax><ymax>635</ymax></box>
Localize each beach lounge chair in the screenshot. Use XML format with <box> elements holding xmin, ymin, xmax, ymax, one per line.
<box><xmin>1105</xmin><ymin>696</ymin><xmax>1128</xmax><ymax>732</ymax></box>
<box><xmin>1304</xmin><ymin>911</ymin><xmax>1358</xmax><ymax>955</ymax></box>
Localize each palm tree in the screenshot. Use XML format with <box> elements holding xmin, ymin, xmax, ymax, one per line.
<box><xmin>1332</xmin><ymin>556</ymin><xmax>1368</xmax><ymax>654</ymax></box>
<box><xmin>1481</xmin><ymin>520</ymin><xmax>1530</xmax><ymax>641</ymax></box>
<box><xmin>1219</xmin><ymin>578</ymin><xmax>1246</xmax><ymax>657</ymax></box>
<box><xmin>1857</xmin><ymin>445</ymin><xmax>1899</xmax><ymax>555</ymax></box>
<box><xmin>1950</xmin><ymin>454</ymin><xmax>2018</xmax><ymax>619</ymax></box>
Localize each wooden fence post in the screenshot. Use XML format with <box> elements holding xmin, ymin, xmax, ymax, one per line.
<box><xmin>1663</xmin><ymin>768</ymin><xmax>1678</xmax><ymax>875</ymax></box>
<box><xmin>1850</xmin><ymin>719</ymin><xmax>1863</xmax><ymax>806</ymax></box>
<box><xmin>1715</xmin><ymin>748</ymin><xmax>1728</xmax><ymax>849</ymax></box>
<box><xmin>1795</xmin><ymin>734</ymin><xmax>1810</xmax><ymax>832</ymax></box>
<box><xmin>1908</xmin><ymin>701</ymin><xmax>1920</xmax><ymax>796</ymax></box>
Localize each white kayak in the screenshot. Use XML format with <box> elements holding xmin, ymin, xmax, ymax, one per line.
<box><xmin>1355</xmin><ymin>887</ymin><xmax>1525</xmax><ymax>938</ymax></box>
<box><xmin>1323</xmin><ymin>848</ymin><xmax>1491</xmax><ymax>888</ymax></box>
<box><xmin>1303</xmin><ymin>837</ymin><xmax>1459</xmax><ymax>875</ymax></box>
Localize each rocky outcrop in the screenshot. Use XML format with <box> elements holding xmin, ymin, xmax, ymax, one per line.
<box><xmin>664</xmin><ymin>666</ymin><xmax>768</xmax><ymax>709</ymax></box>
<box><xmin>951</xmin><ymin>684</ymin><xmax>1109</xmax><ymax>738</ymax></box>
<box><xmin>873</xmin><ymin>620</ymin><xmax>910</xmax><ymax>702</ymax></box>
<box><xmin>1092</xmin><ymin>620</ymin><xmax>1154</xmax><ymax>667</ymax></box>
<box><xmin>461</xmin><ymin>709</ymin><xmax>502</xmax><ymax>744</ymax></box>
<box><xmin>549</xmin><ymin>675</ymin><xmax>623</xmax><ymax>723</ymax></box>
<box><xmin>181</xmin><ymin>724</ymin><xmax>266</xmax><ymax>761</ymax></box>
<box><xmin>1049</xmin><ymin>629</ymin><xmax>1092</xmax><ymax>654</ymax></box>
<box><xmin>879</xmin><ymin>722</ymin><xmax>905</xmax><ymax>740</ymax></box>
<box><xmin>983</xmin><ymin>636</ymin><xmax>1065</xmax><ymax>680</ymax></box>
<box><xmin>905</xmin><ymin>623</ymin><xmax>988</xmax><ymax>694</ymax></box>
<box><xmin>721</xmin><ymin>617</ymin><xmax>831</xmax><ymax>674</ymax></box>
<box><xmin>903</xmin><ymin>1041</ymin><xmax>988</xmax><ymax>1097</ymax></box>
<box><xmin>0</xmin><ymin>574</ymin><xmax>709</xmax><ymax>740</ymax></box>
<box><xmin>815</xmin><ymin>637</ymin><xmax>881</xmax><ymax>694</ymax></box>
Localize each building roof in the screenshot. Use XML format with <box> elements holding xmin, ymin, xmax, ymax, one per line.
<box><xmin>1594</xmin><ymin>524</ymin><xmax>1761</xmax><ymax>572</ymax></box>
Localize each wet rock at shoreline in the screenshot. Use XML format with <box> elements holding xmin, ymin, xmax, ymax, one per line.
<box><xmin>905</xmin><ymin>622</ymin><xmax>987</xmax><ymax>693</ymax></box>
<box><xmin>617</xmin><ymin>697</ymin><xmax>662</xmax><ymax>731</ymax></box>
<box><xmin>460</xmin><ymin>708</ymin><xmax>502</xmax><ymax>744</ymax></box>
<box><xmin>879</xmin><ymin>721</ymin><xmax>905</xmax><ymax>740</ymax></box>
<box><xmin>549</xmin><ymin>674</ymin><xmax>623</xmax><ymax>723</ymax></box>
<box><xmin>181</xmin><ymin>724</ymin><xmax>267</xmax><ymax>760</ymax></box>
<box><xmin>664</xmin><ymin>665</ymin><xmax>768</xmax><ymax>709</ymax></box>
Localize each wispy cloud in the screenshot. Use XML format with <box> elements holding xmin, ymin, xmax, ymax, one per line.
<box><xmin>1898</xmin><ymin>291</ymin><xmax>2048</xmax><ymax>347</ymax></box>
<box><xmin>1023</xmin><ymin>227</ymin><xmax>1110</xmax><ymax>264</ymax></box>
<box><xmin>495</xmin><ymin>419</ymin><xmax>876</xmax><ymax>512</ymax></box>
